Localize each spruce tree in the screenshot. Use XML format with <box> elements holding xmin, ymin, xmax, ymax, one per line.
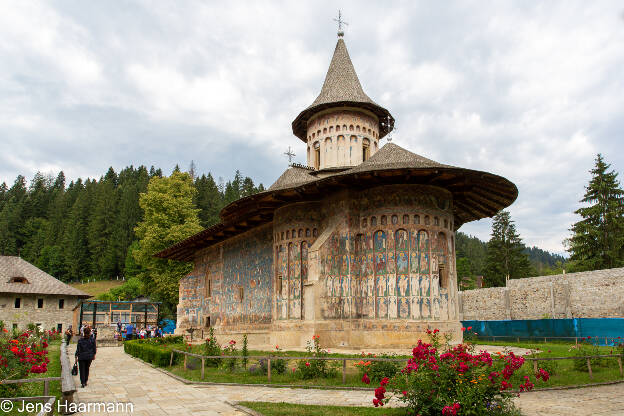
<box><xmin>566</xmin><ymin>154</ymin><xmax>624</xmax><ymax>271</ymax></box>
<box><xmin>484</xmin><ymin>211</ymin><xmax>531</xmax><ymax>287</ymax></box>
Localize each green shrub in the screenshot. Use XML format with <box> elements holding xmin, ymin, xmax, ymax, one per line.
<box><xmin>124</xmin><ymin>339</ymin><xmax>181</xmax><ymax>367</ymax></box>
<box><xmin>355</xmin><ymin>353</ymin><xmax>401</xmax><ymax>383</ymax></box>
<box><xmin>203</xmin><ymin>327</ymin><xmax>221</xmax><ymax>367</ymax></box>
<box><xmin>297</xmin><ymin>335</ymin><xmax>338</xmax><ymax>380</ymax></box>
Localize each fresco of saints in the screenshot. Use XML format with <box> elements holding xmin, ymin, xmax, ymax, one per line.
<box><xmin>333</xmin><ymin>276</ymin><xmax>340</xmax><ymax>297</ymax></box>
<box><xmin>397</xmin><ymin>251</ymin><xmax>409</xmax><ymax>274</ymax></box>
<box><xmin>374</xmin><ymin>231</ymin><xmax>386</xmax><ymax>251</ymax></box>
<box><xmin>387</xmin><ymin>275</ymin><xmax>396</xmax><ymax>296</ymax></box>
<box><xmin>375</xmin><ymin>253</ymin><xmax>386</xmax><ymax>274</ymax></box>
<box><xmin>433</xmin><ymin>298</ymin><xmax>440</xmax><ymax>319</ymax></box>
<box><xmin>422</xmin><ymin>275</ymin><xmax>430</xmax><ymax>297</ymax></box>
<box><xmin>411</xmin><ymin>275</ymin><xmax>420</xmax><ymax>297</ymax></box>
<box><xmin>412</xmin><ymin>297</ymin><xmax>421</xmax><ymax>320</ymax></box>
<box><xmin>376</xmin><ymin>275</ymin><xmax>387</xmax><ymax>297</ymax></box>
<box><xmin>398</xmin><ymin>275</ymin><xmax>409</xmax><ymax>297</ymax></box>
<box><xmin>420</xmin><ymin>252</ymin><xmax>429</xmax><ymax>274</ymax></box>
<box><xmin>377</xmin><ymin>297</ymin><xmax>388</xmax><ymax>319</ymax></box>
<box><xmin>387</xmin><ymin>251</ymin><xmax>396</xmax><ymax>273</ymax></box>
<box><xmin>410</xmin><ymin>250</ymin><xmax>419</xmax><ymax>273</ymax></box>
<box><xmin>367</xmin><ymin>276</ymin><xmax>375</xmax><ymax>299</ymax></box>
<box><xmin>398</xmin><ymin>297</ymin><xmax>410</xmax><ymax>318</ymax></box>
<box><xmin>388</xmin><ymin>296</ymin><xmax>397</xmax><ymax>319</ymax></box>
<box><xmin>431</xmin><ymin>275</ymin><xmax>440</xmax><ymax>298</ymax></box>
<box><xmin>422</xmin><ymin>298</ymin><xmax>431</xmax><ymax>318</ymax></box>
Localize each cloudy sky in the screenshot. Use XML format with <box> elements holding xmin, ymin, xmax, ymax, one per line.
<box><xmin>1</xmin><ymin>1</ymin><xmax>623</xmax><ymax>254</ymax></box>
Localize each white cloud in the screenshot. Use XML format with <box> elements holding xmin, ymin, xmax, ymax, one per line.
<box><xmin>0</xmin><ymin>1</ymin><xmax>623</xmax><ymax>254</ymax></box>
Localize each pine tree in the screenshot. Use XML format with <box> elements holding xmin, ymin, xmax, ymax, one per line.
<box><xmin>566</xmin><ymin>154</ymin><xmax>624</xmax><ymax>271</ymax></box>
<box><xmin>484</xmin><ymin>211</ymin><xmax>531</xmax><ymax>287</ymax></box>
<box><xmin>134</xmin><ymin>171</ymin><xmax>203</xmax><ymax>313</ymax></box>
<box><xmin>194</xmin><ymin>173</ymin><xmax>223</xmax><ymax>228</ymax></box>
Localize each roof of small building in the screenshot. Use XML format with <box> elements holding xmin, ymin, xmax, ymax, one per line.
<box><xmin>0</xmin><ymin>256</ymin><xmax>91</xmax><ymax>298</ymax></box>
<box><xmin>291</xmin><ymin>38</ymin><xmax>394</xmax><ymax>142</ymax></box>
<box><xmin>157</xmin><ymin>142</ymin><xmax>517</xmax><ymax>261</ymax></box>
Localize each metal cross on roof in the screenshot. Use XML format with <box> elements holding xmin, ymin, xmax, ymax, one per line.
<box><xmin>334</xmin><ymin>10</ymin><xmax>348</xmax><ymax>37</ymax></box>
<box><xmin>284</xmin><ymin>146</ymin><xmax>296</xmax><ymax>164</ymax></box>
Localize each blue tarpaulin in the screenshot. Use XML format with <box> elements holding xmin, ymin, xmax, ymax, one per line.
<box><xmin>461</xmin><ymin>318</ymin><xmax>624</xmax><ymax>346</ymax></box>
<box><xmin>159</xmin><ymin>319</ymin><xmax>176</xmax><ymax>334</ymax></box>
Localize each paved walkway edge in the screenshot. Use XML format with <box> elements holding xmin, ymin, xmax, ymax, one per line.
<box><xmin>228</xmin><ymin>402</ymin><xmax>263</xmax><ymax>416</ymax></box>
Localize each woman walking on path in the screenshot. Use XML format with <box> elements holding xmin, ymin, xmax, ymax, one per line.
<box><xmin>75</xmin><ymin>327</ymin><xmax>97</xmax><ymax>388</ymax></box>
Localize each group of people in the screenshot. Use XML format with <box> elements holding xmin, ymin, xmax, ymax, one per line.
<box><xmin>115</xmin><ymin>320</ymin><xmax>164</xmax><ymax>340</ymax></box>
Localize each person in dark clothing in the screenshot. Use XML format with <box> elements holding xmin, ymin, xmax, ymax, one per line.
<box><xmin>75</xmin><ymin>327</ymin><xmax>97</xmax><ymax>388</ymax></box>
<box><xmin>64</xmin><ymin>326</ymin><xmax>73</xmax><ymax>344</ymax></box>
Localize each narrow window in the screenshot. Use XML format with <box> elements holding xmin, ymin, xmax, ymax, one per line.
<box><xmin>57</xmin><ymin>323</ymin><xmax>63</xmax><ymax>332</ymax></box>
<box><xmin>434</xmin><ymin>217</ymin><xmax>440</xmax><ymax>226</ymax></box>
<box><xmin>37</xmin><ymin>298</ymin><xmax>43</xmax><ymax>308</ymax></box>
<box><xmin>207</xmin><ymin>279</ymin><xmax>212</xmax><ymax>297</ymax></box>
<box><xmin>298</xmin><ymin>229</ymin><xmax>303</xmax><ymax>238</ymax></box>
<box><xmin>12</xmin><ymin>323</ymin><xmax>17</xmax><ymax>330</ymax></box>
<box><xmin>391</xmin><ymin>215</ymin><xmax>398</xmax><ymax>225</ymax></box>
<box><xmin>371</xmin><ymin>216</ymin><xmax>377</xmax><ymax>226</ymax></box>
<box><xmin>362</xmin><ymin>138</ymin><xmax>370</xmax><ymax>162</ymax></box>
<box><xmin>306</xmin><ymin>228</ymin><xmax>311</xmax><ymax>237</ymax></box>
<box><xmin>414</xmin><ymin>215</ymin><xmax>420</xmax><ymax>225</ymax></box>
<box><xmin>313</xmin><ymin>228</ymin><xmax>318</xmax><ymax>237</ymax></box>
<box><xmin>239</xmin><ymin>287</ymin><xmax>244</xmax><ymax>301</ymax></box>
<box><xmin>381</xmin><ymin>215</ymin><xmax>387</xmax><ymax>225</ymax></box>
<box><xmin>58</xmin><ymin>299</ymin><xmax>65</xmax><ymax>309</ymax></box>
<box><xmin>362</xmin><ymin>218</ymin><xmax>367</xmax><ymax>228</ymax></box>
<box><xmin>425</xmin><ymin>215</ymin><xmax>430</xmax><ymax>225</ymax></box>
<box><xmin>403</xmin><ymin>214</ymin><xmax>409</xmax><ymax>225</ymax></box>
<box><xmin>277</xmin><ymin>276</ymin><xmax>283</xmax><ymax>294</ymax></box>
<box><xmin>14</xmin><ymin>298</ymin><xmax>21</xmax><ymax>308</ymax></box>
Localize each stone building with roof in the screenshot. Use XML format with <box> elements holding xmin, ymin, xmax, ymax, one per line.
<box><xmin>157</xmin><ymin>34</ymin><xmax>518</xmax><ymax>348</ymax></box>
<box><xmin>0</xmin><ymin>256</ymin><xmax>91</xmax><ymax>332</ymax></box>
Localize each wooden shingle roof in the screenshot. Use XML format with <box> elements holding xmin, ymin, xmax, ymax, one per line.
<box><xmin>292</xmin><ymin>38</ymin><xmax>394</xmax><ymax>141</ymax></box>
<box><xmin>0</xmin><ymin>256</ymin><xmax>91</xmax><ymax>298</ymax></box>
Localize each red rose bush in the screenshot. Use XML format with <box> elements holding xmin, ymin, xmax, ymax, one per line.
<box><xmin>371</xmin><ymin>329</ymin><xmax>548</xmax><ymax>415</ymax></box>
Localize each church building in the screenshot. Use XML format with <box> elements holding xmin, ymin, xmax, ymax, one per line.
<box><xmin>157</xmin><ymin>32</ymin><xmax>518</xmax><ymax>348</ymax></box>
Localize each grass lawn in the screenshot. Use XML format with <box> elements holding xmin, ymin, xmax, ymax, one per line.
<box><xmin>470</xmin><ymin>339</ymin><xmax>624</xmax><ymax>388</ymax></box>
<box><xmin>238</xmin><ymin>401</ymin><xmax>405</xmax><ymax>416</ymax></box>
<box><xmin>132</xmin><ymin>339</ymin><xmax>624</xmax><ymax>390</ymax></box>
<box><xmin>69</xmin><ymin>280</ymin><xmax>124</xmax><ymax>297</ymax></box>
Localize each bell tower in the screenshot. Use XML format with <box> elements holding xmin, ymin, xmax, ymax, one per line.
<box><xmin>291</xmin><ymin>19</ymin><xmax>394</xmax><ymax>171</ymax></box>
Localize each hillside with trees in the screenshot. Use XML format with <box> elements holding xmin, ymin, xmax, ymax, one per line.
<box><xmin>0</xmin><ymin>165</ymin><xmax>263</xmax><ymax>284</ymax></box>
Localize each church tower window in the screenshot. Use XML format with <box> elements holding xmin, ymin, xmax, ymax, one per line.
<box><xmin>363</xmin><ymin>138</ymin><xmax>370</xmax><ymax>162</ymax></box>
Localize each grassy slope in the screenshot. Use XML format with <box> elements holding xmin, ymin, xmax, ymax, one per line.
<box><xmin>69</xmin><ymin>280</ymin><xmax>124</xmax><ymax>297</ymax></box>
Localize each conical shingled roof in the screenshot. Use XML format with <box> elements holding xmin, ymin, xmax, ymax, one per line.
<box><xmin>268</xmin><ymin>166</ymin><xmax>315</xmax><ymax>191</ymax></box>
<box><xmin>292</xmin><ymin>38</ymin><xmax>394</xmax><ymax>142</ymax></box>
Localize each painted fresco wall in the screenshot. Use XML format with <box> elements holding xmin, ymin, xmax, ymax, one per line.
<box><xmin>273</xmin><ymin>202</ymin><xmax>320</xmax><ymax>321</ymax></box>
<box><xmin>177</xmin><ymin>224</ymin><xmax>273</xmax><ymax>330</ymax></box>
<box><xmin>318</xmin><ymin>185</ymin><xmax>458</xmax><ymax>322</ymax></box>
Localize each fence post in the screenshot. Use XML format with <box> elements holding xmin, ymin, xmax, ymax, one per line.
<box><xmin>201</xmin><ymin>357</ymin><xmax>205</xmax><ymax>380</ymax></box>
<box><xmin>342</xmin><ymin>359</ymin><xmax>347</xmax><ymax>384</ymax></box>
<box><xmin>44</xmin><ymin>379</ymin><xmax>49</xmax><ymax>396</ymax></box>
<box><xmin>618</xmin><ymin>357</ymin><xmax>623</xmax><ymax>377</ymax></box>
<box><xmin>586</xmin><ymin>358</ymin><xmax>593</xmax><ymax>380</ymax></box>
<box><xmin>170</xmin><ymin>351</ymin><xmax>174</xmax><ymax>367</ymax></box>
<box><xmin>184</xmin><ymin>354</ymin><xmax>187</xmax><ymax>370</ymax></box>
<box><xmin>533</xmin><ymin>360</ymin><xmax>538</xmax><ymax>374</ymax></box>
<box><xmin>517</xmin><ymin>337</ymin><xmax>520</xmax><ymax>343</ymax></box>
<box><xmin>267</xmin><ymin>358</ymin><xmax>271</xmax><ymax>383</ymax></box>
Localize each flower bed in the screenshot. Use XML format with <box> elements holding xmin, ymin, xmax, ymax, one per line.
<box><xmin>0</xmin><ymin>328</ymin><xmax>56</xmax><ymax>397</ymax></box>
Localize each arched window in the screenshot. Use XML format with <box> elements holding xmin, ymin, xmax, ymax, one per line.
<box><xmin>349</xmin><ymin>125</ymin><xmax>354</xmax><ymax>131</ymax></box>
<box><xmin>323</xmin><ymin>127</ymin><xmax>327</xmax><ymax>134</ymax></box>
<box><xmin>381</xmin><ymin>215</ymin><xmax>387</xmax><ymax>225</ymax></box>
<box><xmin>414</xmin><ymin>215</ymin><xmax>420</xmax><ymax>225</ymax></box>
<box><xmin>371</xmin><ymin>216</ymin><xmax>377</xmax><ymax>226</ymax></box>
<box><xmin>305</xmin><ymin>228</ymin><xmax>311</xmax><ymax>237</ymax></box>
<box><xmin>403</xmin><ymin>214</ymin><xmax>409</xmax><ymax>225</ymax></box>
<box><xmin>434</xmin><ymin>217</ymin><xmax>440</xmax><ymax>226</ymax></box>
<box><xmin>438</xmin><ymin>232</ymin><xmax>448</xmax><ymax>289</ymax></box>
<box><xmin>391</xmin><ymin>215</ymin><xmax>398</xmax><ymax>225</ymax></box>
<box><xmin>329</xmin><ymin>126</ymin><xmax>333</xmax><ymax>133</ymax></box>
<box><xmin>362</xmin><ymin>138</ymin><xmax>370</xmax><ymax>162</ymax></box>
<box><xmin>292</xmin><ymin>228</ymin><xmax>296</xmax><ymax>237</ymax></box>
<box><xmin>336</xmin><ymin>125</ymin><xmax>341</xmax><ymax>132</ymax></box>
<box><xmin>314</xmin><ymin>141</ymin><xmax>320</xmax><ymax>170</ymax></box>
<box><xmin>356</xmin><ymin>125</ymin><xmax>361</xmax><ymax>132</ymax></box>
<box><xmin>298</xmin><ymin>229</ymin><xmax>303</xmax><ymax>238</ymax></box>
<box><xmin>281</xmin><ymin>231</ymin><xmax>284</xmax><ymax>240</ymax></box>
<box><xmin>425</xmin><ymin>215</ymin><xmax>430</xmax><ymax>226</ymax></box>
<box><xmin>313</xmin><ymin>228</ymin><xmax>318</xmax><ymax>237</ymax></box>
<box><xmin>362</xmin><ymin>218</ymin><xmax>367</xmax><ymax>228</ymax></box>
<box><xmin>286</xmin><ymin>230</ymin><xmax>290</xmax><ymax>239</ymax></box>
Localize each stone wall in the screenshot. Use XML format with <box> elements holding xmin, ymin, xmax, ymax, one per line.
<box><xmin>0</xmin><ymin>294</ymin><xmax>80</xmax><ymax>331</ymax></box>
<box><xmin>459</xmin><ymin>268</ymin><xmax>624</xmax><ymax>320</ymax></box>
